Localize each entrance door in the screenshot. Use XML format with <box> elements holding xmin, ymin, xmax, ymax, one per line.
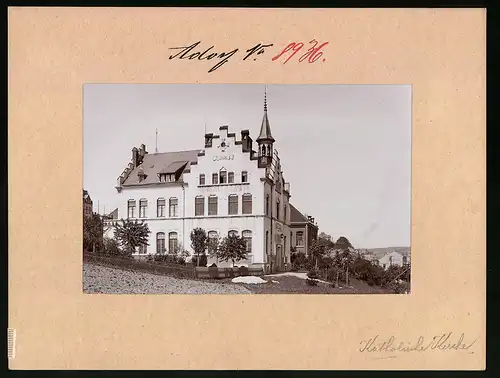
<box><xmin>276</xmin><ymin>245</ymin><xmax>282</xmax><ymax>272</ymax></box>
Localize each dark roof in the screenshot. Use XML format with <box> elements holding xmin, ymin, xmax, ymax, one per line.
<box><xmin>256</xmin><ymin>112</ymin><xmax>274</xmax><ymax>142</ymax></box>
<box><xmin>121</xmin><ymin>150</ymin><xmax>200</xmax><ymax>186</ymax></box>
<box><xmin>290</xmin><ymin>204</ymin><xmax>309</xmax><ymax>223</ymax></box>
<box><xmin>159</xmin><ymin>161</ymin><xmax>189</xmax><ymax>174</ymax></box>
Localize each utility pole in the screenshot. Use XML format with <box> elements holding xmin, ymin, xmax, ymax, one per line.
<box><xmin>155</xmin><ymin>128</ymin><xmax>159</xmax><ymax>153</ymax></box>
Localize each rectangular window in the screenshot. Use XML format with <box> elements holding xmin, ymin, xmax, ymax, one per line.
<box><xmin>212</xmin><ymin>173</ymin><xmax>219</xmax><ymax>185</ymax></box>
<box><xmin>243</xmin><ymin>230</ymin><xmax>252</xmax><ymax>253</ymax></box>
<box><xmin>242</xmin><ymin>194</ymin><xmax>252</xmax><ymax>214</ymax></box>
<box><xmin>138</xmin><ymin>244</ymin><xmax>147</xmax><ymax>254</ymax></box>
<box><xmin>169</xmin><ymin>232</ymin><xmax>178</xmax><ymax>253</ymax></box>
<box><xmin>241</xmin><ymin>171</ymin><xmax>248</xmax><ymax>183</ymax></box>
<box><xmin>276</xmin><ymin>200</ymin><xmax>280</xmax><ymax>220</ymax></box>
<box><xmin>228</xmin><ymin>172</ymin><xmax>234</xmax><ymax>183</ymax></box>
<box><xmin>139</xmin><ymin>199</ymin><xmax>147</xmax><ymax>218</ymax></box>
<box><xmin>265</xmin><ymin>195</ymin><xmax>270</xmax><ymax>216</ymax></box>
<box><xmin>296</xmin><ymin>231</ymin><xmax>304</xmax><ymax>246</ymax></box>
<box><xmin>169</xmin><ymin>198</ymin><xmax>178</xmax><ymax>217</ymax></box>
<box><xmin>157</xmin><ymin>232</ymin><xmax>165</xmax><ymax>254</ymax></box>
<box><xmin>199</xmin><ymin>174</ymin><xmax>205</xmax><ymax>185</ymax></box>
<box><xmin>220</xmin><ymin>170</ymin><xmax>227</xmax><ymax>184</ymax></box>
<box><xmin>228</xmin><ymin>195</ymin><xmax>238</xmax><ymax>215</ymax></box>
<box><xmin>157</xmin><ymin>198</ymin><xmax>166</xmax><ymax>217</ymax></box>
<box><xmin>195</xmin><ymin>196</ymin><xmax>205</xmax><ymax>216</ymax></box>
<box><xmin>127</xmin><ymin>200</ymin><xmax>136</xmax><ymax>218</ymax></box>
<box><xmin>208</xmin><ymin>196</ymin><xmax>218</xmax><ymax>216</ymax></box>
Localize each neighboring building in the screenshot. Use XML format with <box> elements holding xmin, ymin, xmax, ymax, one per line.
<box><xmin>376</xmin><ymin>251</ymin><xmax>410</xmax><ymax>270</ymax></box>
<box><xmin>83</xmin><ymin>190</ymin><xmax>93</xmax><ymax>218</ymax></box>
<box><xmin>105</xmin><ymin>92</ymin><xmax>294</xmax><ymax>272</ymax></box>
<box><xmin>289</xmin><ymin>204</ymin><xmax>318</xmax><ymax>257</ymax></box>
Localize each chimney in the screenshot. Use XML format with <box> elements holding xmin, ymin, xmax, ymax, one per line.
<box><xmin>132</xmin><ymin>147</ymin><xmax>139</xmax><ymax>167</ymax></box>
<box><xmin>205</xmin><ymin>133</ymin><xmax>213</xmax><ymax>148</ymax></box>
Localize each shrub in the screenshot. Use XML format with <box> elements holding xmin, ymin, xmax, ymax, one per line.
<box><xmin>306</xmin><ymin>278</ymin><xmax>318</xmax><ymax>286</ymax></box>
<box><xmin>103</xmin><ymin>237</ymin><xmax>122</xmax><ymax>256</ymax></box>
<box><xmin>191</xmin><ymin>254</ymin><xmax>208</xmax><ymax>267</ymax></box>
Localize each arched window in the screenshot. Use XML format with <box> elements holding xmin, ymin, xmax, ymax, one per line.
<box><xmin>296</xmin><ymin>231</ymin><xmax>304</xmax><ymax>246</ymax></box>
<box><xmin>169</xmin><ymin>197</ymin><xmax>178</xmax><ymax>217</ymax></box>
<box><xmin>127</xmin><ymin>199</ymin><xmax>136</xmax><ymax>218</ymax></box>
<box><xmin>242</xmin><ymin>193</ymin><xmax>252</xmax><ymax>214</ymax></box>
<box><xmin>266</xmin><ymin>145</ymin><xmax>271</xmax><ymax>155</ymax></box>
<box><xmin>195</xmin><ymin>196</ymin><xmax>204</xmax><ymax>216</ymax></box>
<box><xmin>219</xmin><ymin>168</ymin><xmax>227</xmax><ymax>184</ymax></box>
<box><xmin>228</xmin><ymin>194</ymin><xmax>238</xmax><ymax>215</ymax></box>
<box><xmin>242</xmin><ymin>230</ymin><xmax>252</xmax><ymax>253</ymax></box>
<box><xmin>208</xmin><ymin>231</ymin><xmax>218</xmax><ymax>254</ymax></box>
<box><xmin>208</xmin><ymin>195</ymin><xmax>218</xmax><ymax>215</ymax></box>
<box><xmin>228</xmin><ymin>230</ymin><xmax>238</xmax><ymax>237</ymax></box>
<box><xmin>156</xmin><ymin>232</ymin><xmax>165</xmax><ymax>254</ymax></box>
<box><xmin>157</xmin><ymin>198</ymin><xmax>166</xmax><ymax>217</ymax></box>
<box><xmin>139</xmin><ymin>198</ymin><xmax>147</xmax><ymax>218</ymax></box>
<box><xmin>168</xmin><ymin>232</ymin><xmax>178</xmax><ymax>253</ymax></box>
<box><xmin>199</xmin><ymin>174</ymin><xmax>205</xmax><ymax>185</ymax></box>
<box><xmin>261</xmin><ymin>145</ymin><xmax>266</xmax><ymax>155</ymax></box>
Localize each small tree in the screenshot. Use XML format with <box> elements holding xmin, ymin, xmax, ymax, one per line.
<box><xmin>215</xmin><ymin>234</ymin><xmax>248</xmax><ymax>267</ymax></box>
<box><xmin>190</xmin><ymin>228</ymin><xmax>209</xmax><ymax>267</ymax></box>
<box><xmin>83</xmin><ymin>213</ymin><xmax>104</xmax><ymax>253</ymax></box>
<box><xmin>309</xmin><ymin>238</ymin><xmax>329</xmax><ymax>270</ymax></box>
<box><xmin>113</xmin><ymin>218</ymin><xmax>151</xmax><ymax>256</ymax></box>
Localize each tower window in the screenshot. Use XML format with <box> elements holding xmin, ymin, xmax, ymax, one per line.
<box><xmin>241</xmin><ymin>171</ymin><xmax>248</xmax><ymax>183</ymax></box>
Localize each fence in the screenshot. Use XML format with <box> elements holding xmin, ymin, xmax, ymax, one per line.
<box><xmin>195</xmin><ymin>266</ymin><xmax>264</xmax><ymax>279</ymax></box>
<box><xmin>83</xmin><ymin>252</ymin><xmax>196</xmax><ymax>279</ymax></box>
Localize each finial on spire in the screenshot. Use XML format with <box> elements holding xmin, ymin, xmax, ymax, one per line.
<box><xmin>264</xmin><ymin>87</ymin><xmax>267</xmax><ymax>112</ymax></box>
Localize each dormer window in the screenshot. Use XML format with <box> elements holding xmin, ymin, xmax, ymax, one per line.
<box><xmin>159</xmin><ymin>173</ymin><xmax>176</xmax><ymax>183</ymax></box>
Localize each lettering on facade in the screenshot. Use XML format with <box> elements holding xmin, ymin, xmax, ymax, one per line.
<box><xmin>213</xmin><ymin>155</ymin><xmax>235</xmax><ymax>161</ymax></box>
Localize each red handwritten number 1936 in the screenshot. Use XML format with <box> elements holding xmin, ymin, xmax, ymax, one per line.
<box><xmin>272</xmin><ymin>40</ymin><xmax>329</xmax><ymax>64</ymax></box>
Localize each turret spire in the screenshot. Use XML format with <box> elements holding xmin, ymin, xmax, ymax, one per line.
<box><xmin>257</xmin><ymin>87</ymin><xmax>275</xmax><ymax>143</ymax></box>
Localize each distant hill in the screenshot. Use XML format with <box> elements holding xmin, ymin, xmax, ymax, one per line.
<box><xmin>364</xmin><ymin>246</ymin><xmax>411</xmax><ymax>259</ymax></box>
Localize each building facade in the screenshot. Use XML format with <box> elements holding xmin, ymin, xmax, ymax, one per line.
<box><xmin>105</xmin><ymin>94</ymin><xmax>294</xmax><ymax>272</ymax></box>
<box><xmin>376</xmin><ymin>251</ymin><xmax>409</xmax><ymax>270</ymax></box>
<box><xmin>289</xmin><ymin>204</ymin><xmax>319</xmax><ymax>256</ymax></box>
<box><xmin>83</xmin><ymin>190</ymin><xmax>93</xmax><ymax>218</ymax></box>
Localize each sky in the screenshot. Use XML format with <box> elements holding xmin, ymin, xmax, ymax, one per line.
<box><xmin>83</xmin><ymin>84</ymin><xmax>411</xmax><ymax>249</ymax></box>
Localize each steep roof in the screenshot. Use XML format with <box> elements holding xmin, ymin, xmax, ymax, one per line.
<box><xmin>121</xmin><ymin>150</ymin><xmax>200</xmax><ymax>186</ymax></box>
<box><xmin>290</xmin><ymin>203</ymin><xmax>309</xmax><ymax>223</ymax></box>
<box><xmin>256</xmin><ymin>90</ymin><xmax>275</xmax><ymax>143</ymax></box>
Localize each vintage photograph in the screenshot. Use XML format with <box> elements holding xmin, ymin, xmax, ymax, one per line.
<box><xmin>83</xmin><ymin>84</ymin><xmax>411</xmax><ymax>294</ymax></box>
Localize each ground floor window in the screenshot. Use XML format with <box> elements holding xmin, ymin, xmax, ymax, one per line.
<box><xmin>156</xmin><ymin>232</ymin><xmax>165</xmax><ymax>254</ymax></box>
<box><xmin>242</xmin><ymin>230</ymin><xmax>252</xmax><ymax>253</ymax></box>
<box><xmin>169</xmin><ymin>232</ymin><xmax>178</xmax><ymax>253</ymax></box>
<box><xmin>138</xmin><ymin>244</ymin><xmax>147</xmax><ymax>254</ymax></box>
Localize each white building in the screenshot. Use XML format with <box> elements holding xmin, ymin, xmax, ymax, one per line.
<box><xmin>105</xmin><ymin>92</ymin><xmax>293</xmax><ymax>273</ymax></box>
<box><xmin>376</xmin><ymin>251</ymin><xmax>409</xmax><ymax>270</ymax></box>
